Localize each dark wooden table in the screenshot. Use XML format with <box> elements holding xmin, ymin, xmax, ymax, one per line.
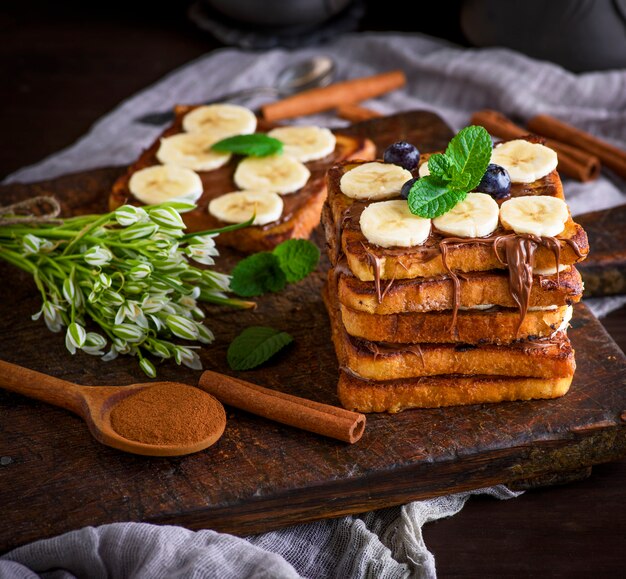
<box><xmin>2</xmin><ymin>3</ymin><xmax>625</xmax><ymax>575</ymax></box>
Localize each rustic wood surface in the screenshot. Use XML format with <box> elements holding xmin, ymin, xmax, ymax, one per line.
<box><xmin>0</xmin><ymin>112</ymin><xmax>625</xmax><ymax>554</ymax></box>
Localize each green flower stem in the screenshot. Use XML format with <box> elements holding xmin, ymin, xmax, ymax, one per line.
<box><xmin>181</xmin><ymin>216</ymin><xmax>255</xmax><ymax>241</ymax></box>
<box><xmin>62</xmin><ymin>214</ymin><xmax>113</xmax><ymax>256</ymax></box>
<box><xmin>0</xmin><ymin>247</ymin><xmax>37</xmax><ymax>274</ymax></box>
<box><xmin>198</xmin><ymin>290</ymin><xmax>255</xmax><ymax>309</ymax></box>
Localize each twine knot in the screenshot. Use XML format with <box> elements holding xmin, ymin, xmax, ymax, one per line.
<box><xmin>0</xmin><ymin>196</ymin><xmax>61</xmax><ymax>225</ymax></box>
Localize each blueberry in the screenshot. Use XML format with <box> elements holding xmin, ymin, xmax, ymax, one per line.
<box><xmin>476</xmin><ymin>164</ymin><xmax>511</xmax><ymax>199</ymax></box>
<box><xmin>383</xmin><ymin>141</ymin><xmax>420</xmax><ymax>171</ymax></box>
<box><xmin>400</xmin><ymin>177</ymin><xmax>419</xmax><ymax>200</ymax></box>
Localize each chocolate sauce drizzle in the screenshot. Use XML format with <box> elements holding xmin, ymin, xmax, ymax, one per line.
<box><xmin>331</xmin><ymin>193</ymin><xmax>583</xmax><ymax>340</ymax></box>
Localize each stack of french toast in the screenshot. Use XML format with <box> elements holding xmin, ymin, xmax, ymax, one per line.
<box><xmin>322</xmin><ymin>135</ymin><xmax>589</xmax><ymax>413</ymax></box>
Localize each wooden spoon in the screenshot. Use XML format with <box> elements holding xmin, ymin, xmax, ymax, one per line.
<box><xmin>0</xmin><ymin>360</ymin><xmax>226</xmax><ymax>457</ymax></box>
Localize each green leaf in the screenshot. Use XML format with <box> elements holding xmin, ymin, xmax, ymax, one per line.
<box><xmin>444</xmin><ymin>125</ymin><xmax>492</xmax><ymax>191</ymax></box>
<box><xmin>407</xmin><ymin>177</ymin><xmax>467</xmax><ymax>219</ymax></box>
<box><xmin>211</xmin><ymin>133</ymin><xmax>283</xmax><ymax>157</ymax></box>
<box><xmin>227</xmin><ymin>326</ymin><xmax>293</xmax><ymax>370</ymax></box>
<box><xmin>229</xmin><ymin>252</ymin><xmax>286</xmax><ymax>297</ymax></box>
<box><xmin>272</xmin><ymin>239</ymin><xmax>320</xmax><ymax>283</ymax></box>
<box><xmin>427</xmin><ymin>153</ymin><xmax>453</xmax><ymax>180</ymax></box>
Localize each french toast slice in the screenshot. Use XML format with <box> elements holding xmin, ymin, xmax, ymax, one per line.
<box><xmin>323</xmin><ymin>162</ymin><xmax>588</xmax><ymax>281</ymax></box>
<box><xmin>109</xmin><ymin>104</ymin><xmax>375</xmax><ymax>253</ymax></box>
<box><xmin>335</xmin><ymin>266</ymin><xmax>583</xmax><ymax>314</ymax></box>
<box><xmin>340</xmin><ymin>303</ymin><xmax>572</xmax><ymax>345</ymax></box>
<box><xmin>323</xmin><ymin>286</ymin><xmax>575</xmax><ymax>381</ymax></box>
<box><xmin>337</xmin><ymin>371</ymin><xmax>573</xmax><ymax>413</ymax></box>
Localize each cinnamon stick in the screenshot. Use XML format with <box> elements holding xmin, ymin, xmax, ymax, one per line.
<box><xmin>336</xmin><ymin>104</ymin><xmax>383</xmax><ymax>123</ymax></box>
<box><xmin>198</xmin><ymin>370</ymin><xmax>366</xmax><ymax>444</ymax></box>
<box><xmin>528</xmin><ymin>113</ymin><xmax>626</xmax><ymax>179</ymax></box>
<box><xmin>471</xmin><ymin>110</ymin><xmax>600</xmax><ymax>182</ymax></box>
<box><xmin>262</xmin><ymin>70</ymin><xmax>406</xmax><ymax>122</ymax></box>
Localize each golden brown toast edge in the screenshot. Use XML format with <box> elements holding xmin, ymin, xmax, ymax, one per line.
<box><xmin>337</xmin><ymin>372</ymin><xmax>573</xmax><ymax>413</ymax></box>
<box><xmin>336</xmin><ymin>266</ymin><xmax>583</xmax><ymax>314</ymax></box>
<box><xmin>340</xmin><ymin>303</ymin><xmax>571</xmax><ymax>345</ymax></box>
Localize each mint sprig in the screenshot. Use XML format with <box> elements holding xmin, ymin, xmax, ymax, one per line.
<box><xmin>408</xmin><ymin>126</ymin><xmax>492</xmax><ymax>219</ymax></box>
<box><xmin>212</xmin><ymin>134</ymin><xmax>283</xmax><ymax>157</ymax></box>
<box><xmin>230</xmin><ymin>239</ymin><xmax>320</xmax><ymax>297</ymax></box>
<box><xmin>273</xmin><ymin>239</ymin><xmax>321</xmax><ymax>283</ymax></box>
<box><xmin>229</xmin><ymin>252</ymin><xmax>286</xmax><ymax>297</ymax></box>
<box><xmin>227</xmin><ymin>326</ymin><xmax>293</xmax><ymax>370</ymax></box>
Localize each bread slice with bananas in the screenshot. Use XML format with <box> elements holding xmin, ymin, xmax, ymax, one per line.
<box><xmin>324</xmin><ymin>149</ymin><xmax>588</xmax><ymax>281</ymax></box>
<box><xmin>110</xmin><ymin>104</ymin><xmax>375</xmax><ymax>253</ymax></box>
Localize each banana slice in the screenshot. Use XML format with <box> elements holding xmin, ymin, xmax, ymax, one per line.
<box><xmin>360</xmin><ymin>200</ymin><xmax>431</xmax><ymax>248</ymax></box>
<box><xmin>233</xmin><ymin>154</ymin><xmax>310</xmax><ymax>194</ymax></box>
<box><xmin>129</xmin><ymin>165</ymin><xmax>203</xmax><ymax>205</ymax></box>
<box><xmin>182</xmin><ymin>104</ymin><xmax>257</xmax><ymax>140</ymax></box>
<box><xmin>340</xmin><ymin>162</ymin><xmax>412</xmax><ymax>201</ymax></box>
<box><xmin>156</xmin><ymin>133</ymin><xmax>232</xmax><ymax>171</ymax></box>
<box><xmin>491</xmin><ymin>140</ymin><xmax>558</xmax><ymax>183</ymax></box>
<box><xmin>500</xmin><ymin>195</ymin><xmax>569</xmax><ymax>237</ymax></box>
<box><xmin>208</xmin><ymin>190</ymin><xmax>283</xmax><ymax>226</ymax></box>
<box><xmin>433</xmin><ymin>193</ymin><xmax>499</xmax><ymax>238</ymax></box>
<box><xmin>534</xmin><ymin>264</ymin><xmax>570</xmax><ymax>276</ymax></box>
<box><xmin>266</xmin><ymin>126</ymin><xmax>336</xmax><ymax>162</ymax></box>
<box><xmin>418</xmin><ymin>161</ymin><xmax>430</xmax><ymax>178</ymax></box>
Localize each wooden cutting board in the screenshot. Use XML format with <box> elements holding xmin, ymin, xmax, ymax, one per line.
<box><xmin>1</xmin><ymin>112</ymin><xmax>625</xmax><ymax>553</ymax></box>
<box><xmin>576</xmin><ymin>204</ymin><xmax>626</xmax><ymax>296</ymax></box>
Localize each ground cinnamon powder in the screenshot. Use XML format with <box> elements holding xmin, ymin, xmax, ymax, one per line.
<box><xmin>110</xmin><ymin>383</ymin><xmax>224</xmax><ymax>446</ymax></box>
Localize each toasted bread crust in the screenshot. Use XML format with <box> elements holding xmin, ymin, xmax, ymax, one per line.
<box><xmin>335</xmin><ymin>266</ymin><xmax>583</xmax><ymax>314</ymax></box>
<box><xmin>338</xmin><ymin>372</ymin><xmax>573</xmax><ymax>413</ymax></box>
<box><xmin>109</xmin><ymin>104</ymin><xmax>376</xmax><ymax>253</ymax></box>
<box><xmin>324</xmin><ymin>286</ymin><xmax>575</xmax><ymax>381</ymax></box>
<box><xmin>340</xmin><ymin>303</ymin><xmax>570</xmax><ymax>344</ymax></box>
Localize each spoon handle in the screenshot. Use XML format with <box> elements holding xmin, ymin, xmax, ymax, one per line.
<box><xmin>0</xmin><ymin>359</ymin><xmax>85</xmax><ymax>415</ymax></box>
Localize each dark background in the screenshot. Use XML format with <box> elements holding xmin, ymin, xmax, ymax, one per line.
<box><xmin>1</xmin><ymin>1</ymin><xmax>625</xmax><ymax>575</ymax></box>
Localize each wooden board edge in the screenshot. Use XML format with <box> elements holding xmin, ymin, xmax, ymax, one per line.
<box><xmin>142</xmin><ymin>424</ymin><xmax>626</xmax><ymax>537</ymax></box>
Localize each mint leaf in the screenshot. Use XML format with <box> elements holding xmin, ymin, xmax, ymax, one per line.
<box><xmin>212</xmin><ymin>134</ymin><xmax>283</xmax><ymax>157</ymax></box>
<box><xmin>229</xmin><ymin>252</ymin><xmax>286</xmax><ymax>297</ymax></box>
<box><xmin>273</xmin><ymin>239</ymin><xmax>320</xmax><ymax>283</ymax></box>
<box><xmin>427</xmin><ymin>153</ymin><xmax>453</xmax><ymax>180</ymax></box>
<box><xmin>407</xmin><ymin>177</ymin><xmax>467</xmax><ymax>219</ymax></box>
<box><xmin>444</xmin><ymin>125</ymin><xmax>492</xmax><ymax>191</ymax></box>
<box><xmin>227</xmin><ymin>326</ymin><xmax>293</xmax><ymax>370</ymax></box>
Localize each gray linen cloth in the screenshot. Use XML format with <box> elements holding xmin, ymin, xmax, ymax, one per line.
<box><xmin>2</xmin><ymin>32</ymin><xmax>626</xmax><ymax>578</ymax></box>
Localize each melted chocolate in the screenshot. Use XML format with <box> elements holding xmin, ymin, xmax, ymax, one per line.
<box><xmin>437</xmin><ymin>233</ymin><xmax>581</xmax><ymax>337</ymax></box>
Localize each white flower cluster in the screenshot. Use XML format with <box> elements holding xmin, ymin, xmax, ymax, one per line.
<box><xmin>1</xmin><ymin>201</ymin><xmax>250</xmax><ymax>377</ymax></box>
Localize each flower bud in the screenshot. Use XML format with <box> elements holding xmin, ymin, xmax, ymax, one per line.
<box><xmin>112</xmin><ymin>323</ymin><xmax>146</xmax><ymax>343</ymax></box>
<box><xmin>165</xmin><ymin>314</ymin><xmax>199</xmax><ymax>341</ymax></box>
<box><xmin>139</xmin><ymin>357</ymin><xmax>157</xmax><ymax>378</ymax></box>
<box><xmin>128</xmin><ymin>263</ymin><xmax>152</xmax><ymax>280</ymax></box>
<box><xmin>149</xmin><ymin>206</ymin><xmax>186</xmax><ymax>230</ymax></box>
<box><xmin>82</xmin><ymin>332</ymin><xmax>107</xmax><ymax>355</ymax></box>
<box><xmin>84</xmin><ymin>246</ymin><xmax>114</xmax><ymax>267</ymax></box>
<box><xmin>119</xmin><ymin>222</ymin><xmax>158</xmax><ymax>241</ymax></box>
<box><xmin>174</xmin><ymin>346</ymin><xmax>202</xmax><ymax>370</ymax></box>
<box><xmin>115</xmin><ymin>205</ymin><xmax>148</xmax><ymax>227</ymax></box>
<box><xmin>65</xmin><ymin>322</ymin><xmax>87</xmax><ymax>354</ymax></box>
